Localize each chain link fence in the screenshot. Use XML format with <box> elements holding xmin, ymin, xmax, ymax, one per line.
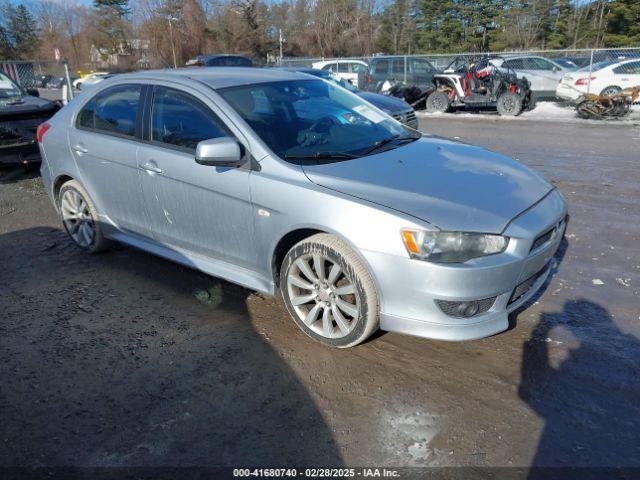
<box><xmin>279</xmin><ymin>47</ymin><xmax>640</xmax><ymax>98</ymax></box>
<box><xmin>1</xmin><ymin>59</ymin><xmax>74</xmax><ymax>101</ymax></box>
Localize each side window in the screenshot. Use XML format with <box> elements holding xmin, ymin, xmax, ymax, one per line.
<box><xmin>323</xmin><ymin>63</ymin><xmax>338</xmax><ymax>73</ymax></box>
<box><xmin>412</xmin><ymin>58</ymin><xmax>434</xmax><ymax>74</ymax></box>
<box><xmin>505</xmin><ymin>59</ymin><xmax>525</xmax><ymax>69</ymax></box>
<box><xmin>392</xmin><ymin>58</ymin><xmax>404</xmax><ymax>74</ymax></box>
<box><xmin>614</xmin><ymin>62</ymin><xmax>640</xmax><ymax>74</ymax></box>
<box><xmin>529</xmin><ymin>58</ymin><xmax>555</xmax><ymax>70</ymax></box>
<box><xmin>372</xmin><ymin>59</ymin><xmax>389</xmax><ymax>74</ymax></box>
<box><xmin>76</xmin><ymin>84</ymin><xmax>141</xmax><ymax>137</ymax></box>
<box><xmin>151</xmin><ymin>86</ymin><xmax>231</xmax><ymax>151</ymax></box>
<box><xmin>337</xmin><ymin>62</ymin><xmax>349</xmax><ymax>73</ymax></box>
<box><xmin>351</xmin><ymin>63</ymin><xmax>367</xmax><ymax>74</ymax></box>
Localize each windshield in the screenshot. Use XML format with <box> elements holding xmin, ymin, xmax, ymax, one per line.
<box><xmin>219</xmin><ymin>79</ymin><xmax>414</xmax><ymax>161</ymax></box>
<box><xmin>0</xmin><ymin>72</ymin><xmax>23</xmax><ymax>99</ymax></box>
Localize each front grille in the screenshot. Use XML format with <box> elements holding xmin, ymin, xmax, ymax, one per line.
<box><xmin>509</xmin><ymin>263</ymin><xmax>550</xmax><ymax>305</ymax></box>
<box><xmin>393</xmin><ymin>110</ymin><xmax>419</xmax><ymax>129</ymax></box>
<box><xmin>435</xmin><ymin>296</ymin><xmax>496</xmax><ymax>318</ymax></box>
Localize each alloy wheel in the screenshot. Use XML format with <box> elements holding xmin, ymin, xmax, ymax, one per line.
<box><xmin>60</xmin><ymin>189</ymin><xmax>95</xmax><ymax>248</ymax></box>
<box><xmin>286</xmin><ymin>253</ymin><xmax>360</xmax><ymax>339</ymax></box>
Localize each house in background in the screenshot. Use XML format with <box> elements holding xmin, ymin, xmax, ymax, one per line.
<box><xmin>90</xmin><ymin>39</ymin><xmax>151</xmax><ymax>71</ymax></box>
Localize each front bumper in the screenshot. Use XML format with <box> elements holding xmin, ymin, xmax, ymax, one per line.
<box><xmin>364</xmin><ymin>189</ymin><xmax>567</xmax><ymax>341</ymax></box>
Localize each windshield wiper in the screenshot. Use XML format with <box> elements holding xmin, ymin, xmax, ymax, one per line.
<box><xmin>284</xmin><ymin>151</ymin><xmax>359</xmax><ymax>161</ymax></box>
<box><xmin>361</xmin><ymin>134</ymin><xmax>418</xmax><ymax>156</ymax></box>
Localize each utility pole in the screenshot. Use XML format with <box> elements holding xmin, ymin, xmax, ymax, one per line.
<box><xmin>279</xmin><ymin>28</ymin><xmax>284</xmax><ymax>65</ymax></box>
<box><xmin>168</xmin><ymin>17</ymin><xmax>178</xmax><ymax>69</ymax></box>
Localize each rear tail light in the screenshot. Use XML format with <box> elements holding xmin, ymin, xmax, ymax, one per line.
<box><xmin>37</xmin><ymin>122</ymin><xmax>51</xmax><ymax>143</ymax></box>
<box><xmin>575</xmin><ymin>77</ymin><xmax>596</xmax><ymax>86</ymax></box>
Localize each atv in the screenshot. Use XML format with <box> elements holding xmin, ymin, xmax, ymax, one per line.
<box><xmin>426</xmin><ymin>56</ymin><xmax>535</xmax><ymax>116</ymax></box>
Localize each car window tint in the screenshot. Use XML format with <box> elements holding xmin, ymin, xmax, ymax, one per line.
<box><xmin>77</xmin><ymin>84</ymin><xmax>141</xmax><ymax>137</ymax></box>
<box><xmin>529</xmin><ymin>58</ymin><xmax>555</xmax><ymax>70</ymax></box>
<box><xmin>373</xmin><ymin>60</ymin><xmax>389</xmax><ymax>74</ymax></box>
<box><xmin>505</xmin><ymin>59</ymin><xmax>525</xmax><ymax>69</ymax></box>
<box><xmin>392</xmin><ymin>59</ymin><xmax>404</xmax><ymax>74</ymax></box>
<box><xmin>614</xmin><ymin>62</ymin><xmax>640</xmax><ymax>74</ymax></box>
<box><xmin>151</xmin><ymin>86</ymin><xmax>230</xmax><ymax>151</ymax></box>
<box><xmin>351</xmin><ymin>63</ymin><xmax>367</xmax><ymax>74</ymax></box>
<box><xmin>337</xmin><ymin>63</ymin><xmax>349</xmax><ymax>73</ymax></box>
<box><xmin>412</xmin><ymin>58</ymin><xmax>435</xmax><ymax>74</ymax></box>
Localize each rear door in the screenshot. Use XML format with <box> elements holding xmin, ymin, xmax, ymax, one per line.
<box><xmin>68</xmin><ymin>83</ymin><xmax>152</xmax><ymax>237</ymax></box>
<box><xmin>137</xmin><ymin>84</ymin><xmax>257</xmax><ymax>269</ymax></box>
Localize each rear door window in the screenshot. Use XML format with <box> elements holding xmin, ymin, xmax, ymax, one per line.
<box><xmin>150</xmin><ymin>86</ymin><xmax>231</xmax><ymax>152</ymax></box>
<box><xmin>76</xmin><ymin>84</ymin><xmax>142</xmax><ymax>138</ymax></box>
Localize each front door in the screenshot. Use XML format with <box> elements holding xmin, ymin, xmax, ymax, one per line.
<box><xmin>137</xmin><ymin>85</ymin><xmax>257</xmax><ymax>270</ymax></box>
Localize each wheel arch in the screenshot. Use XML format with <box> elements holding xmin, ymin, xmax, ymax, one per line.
<box><xmin>270</xmin><ymin>226</ymin><xmax>384</xmax><ymax>310</ymax></box>
<box><xmin>53</xmin><ymin>174</ymin><xmax>75</xmax><ymax>202</ymax></box>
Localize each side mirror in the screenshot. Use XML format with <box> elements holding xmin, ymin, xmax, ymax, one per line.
<box><xmin>26</xmin><ymin>88</ymin><xmax>40</xmax><ymax>97</ymax></box>
<box><xmin>195</xmin><ymin>137</ymin><xmax>243</xmax><ymax>167</ymax></box>
<box><xmin>552</xmin><ymin>66</ymin><xmax>559</xmax><ymax>73</ymax></box>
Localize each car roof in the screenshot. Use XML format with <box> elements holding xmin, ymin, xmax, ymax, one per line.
<box><xmin>109</xmin><ymin>67</ymin><xmax>310</xmax><ymax>89</ymax></box>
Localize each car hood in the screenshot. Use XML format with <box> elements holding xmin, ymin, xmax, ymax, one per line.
<box><xmin>357</xmin><ymin>92</ymin><xmax>411</xmax><ymax>113</ymax></box>
<box><xmin>0</xmin><ymin>94</ymin><xmax>57</xmax><ymax>118</ymax></box>
<box><xmin>302</xmin><ymin>136</ymin><xmax>553</xmax><ymax>233</ymax></box>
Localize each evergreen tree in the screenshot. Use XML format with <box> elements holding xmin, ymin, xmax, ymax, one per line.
<box><xmin>7</xmin><ymin>4</ymin><xmax>39</xmax><ymax>59</ymax></box>
<box><xmin>0</xmin><ymin>25</ymin><xmax>15</xmax><ymax>60</ymax></box>
<box><xmin>605</xmin><ymin>0</ymin><xmax>640</xmax><ymax>47</ymax></box>
<box><xmin>93</xmin><ymin>0</ymin><xmax>130</xmax><ymax>53</ymax></box>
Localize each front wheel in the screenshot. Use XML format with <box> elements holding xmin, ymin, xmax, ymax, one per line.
<box><xmin>496</xmin><ymin>92</ymin><xmax>524</xmax><ymax>116</ymax></box>
<box><xmin>599</xmin><ymin>86</ymin><xmax>621</xmax><ymax>97</ymax></box>
<box><xmin>280</xmin><ymin>234</ymin><xmax>379</xmax><ymax>348</ymax></box>
<box><xmin>426</xmin><ymin>91</ymin><xmax>450</xmax><ymax>113</ymax></box>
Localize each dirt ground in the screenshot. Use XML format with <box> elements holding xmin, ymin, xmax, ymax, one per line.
<box><xmin>1</xmin><ymin>115</ymin><xmax>639</xmax><ymax>472</ymax></box>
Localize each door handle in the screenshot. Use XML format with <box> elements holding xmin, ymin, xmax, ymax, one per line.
<box><xmin>141</xmin><ymin>162</ymin><xmax>163</xmax><ymax>174</ymax></box>
<box><xmin>72</xmin><ymin>144</ymin><xmax>88</xmax><ymax>154</ymax></box>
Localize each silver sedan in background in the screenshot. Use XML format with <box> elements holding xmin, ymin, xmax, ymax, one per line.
<box><xmin>37</xmin><ymin>68</ymin><xmax>567</xmax><ymax>348</ymax></box>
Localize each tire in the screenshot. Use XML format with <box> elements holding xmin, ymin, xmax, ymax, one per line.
<box><xmin>280</xmin><ymin>233</ymin><xmax>379</xmax><ymax>348</ymax></box>
<box><xmin>426</xmin><ymin>91</ymin><xmax>450</xmax><ymax>113</ymax></box>
<box><xmin>58</xmin><ymin>179</ymin><xmax>111</xmax><ymax>253</ymax></box>
<box><xmin>527</xmin><ymin>92</ymin><xmax>537</xmax><ymax>111</ymax></box>
<box><xmin>599</xmin><ymin>86</ymin><xmax>621</xmax><ymax>97</ymax></box>
<box><xmin>496</xmin><ymin>92</ymin><xmax>524</xmax><ymax>116</ymax></box>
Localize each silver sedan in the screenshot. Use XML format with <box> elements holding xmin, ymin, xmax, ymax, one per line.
<box><xmin>38</xmin><ymin>68</ymin><xmax>567</xmax><ymax>348</ymax></box>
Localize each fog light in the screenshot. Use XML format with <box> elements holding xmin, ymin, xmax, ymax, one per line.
<box><xmin>435</xmin><ymin>297</ymin><xmax>497</xmax><ymax>318</ymax></box>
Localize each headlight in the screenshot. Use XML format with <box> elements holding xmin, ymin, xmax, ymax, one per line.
<box><xmin>401</xmin><ymin>229</ymin><xmax>509</xmax><ymax>263</ymax></box>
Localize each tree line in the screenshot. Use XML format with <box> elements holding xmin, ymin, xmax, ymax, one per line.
<box><xmin>0</xmin><ymin>0</ymin><xmax>638</xmax><ymax>68</ymax></box>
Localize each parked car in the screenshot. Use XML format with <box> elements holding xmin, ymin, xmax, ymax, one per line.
<box><xmin>74</xmin><ymin>72</ymin><xmax>112</xmax><ymax>90</ymax></box>
<box><xmin>362</xmin><ymin>56</ymin><xmax>437</xmax><ymax>92</ymax></box>
<box><xmin>186</xmin><ymin>54</ymin><xmax>253</xmax><ymax>67</ymax></box>
<box><xmin>490</xmin><ymin>55</ymin><xmax>575</xmax><ymax>99</ymax></box>
<box><xmin>311</xmin><ymin>59</ymin><xmax>369</xmax><ymax>85</ymax></box>
<box><xmin>1</xmin><ymin>71</ymin><xmax>60</xmax><ymax>166</ymax></box>
<box><xmin>278</xmin><ymin>67</ymin><xmax>418</xmax><ymax>129</ymax></box>
<box><xmin>38</xmin><ymin>68</ymin><xmax>567</xmax><ymax>348</ymax></box>
<box><xmin>556</xmin><ymin>58</ymin><xmax>640</xmax><ymax>102</ymax></box>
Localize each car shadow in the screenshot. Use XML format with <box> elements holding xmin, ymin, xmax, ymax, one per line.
<box><xmin>0</xmin><ymin>226</ymin><xmax>342</xmax><ymax>469</ymax></box>
<box><xmin>519</xmin><ymin>298</ymin><xmax>640</xmax><ymax>473</ymax></box>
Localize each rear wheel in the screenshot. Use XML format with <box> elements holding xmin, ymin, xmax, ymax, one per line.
<box><xmin>426</xmin><ymin>91</ymin><xmax>450</xmax><ymax>113</ymax></box>
<box><xmin>280</xmin><ymin>234</ymin><xmax>379</xmax><ymax>348</ymax></box>
<box><xmin>599</xmin><ymin>86</ymin><xmax>621</xmax><ymax>97</ymax></box>
<box><xmin>496</xmin><ymin>92</ymin><xmax>523</xmax><ymax>116</ymax></box>
<box><xmin>58</xmin><ymin>179</ymin><xmax>110</xmax><ymax>253</ymax></box>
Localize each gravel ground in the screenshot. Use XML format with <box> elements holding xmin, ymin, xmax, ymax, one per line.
<box><xmin>1</xmin><ymin>116</ymin><xmax>639</xmax><ymax>472</ymax></box>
